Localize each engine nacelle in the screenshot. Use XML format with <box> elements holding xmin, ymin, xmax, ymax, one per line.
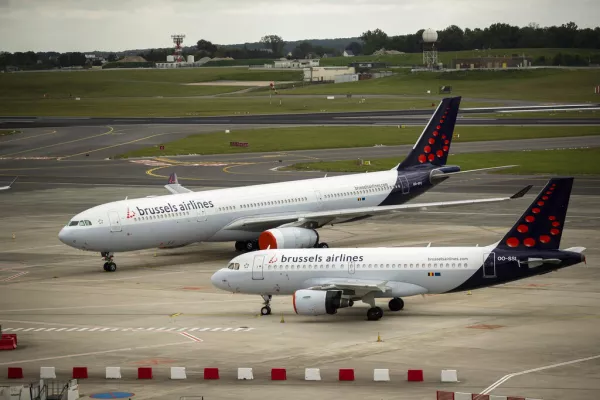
<box><xmin>292</xmin><ymin>290</ymin><xmax>351</xmax><ymax>316</ymax></box>
<box><xmin>258</xmin><ymin>227</ymin><xmax>318</xmax><ymax>250</ymax></box>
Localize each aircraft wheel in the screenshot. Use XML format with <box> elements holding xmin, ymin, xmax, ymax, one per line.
<box><xmin>388</xmin><ymin>297</ymin><xmax>404</xmax><ymax>311</ymax></box>
<box><xmin>318</xmin><ymin>242</ymin><xmax>329</xmax><ymax>248</ymax></box>
<box><xmin>367</xmin><ymin>307</ymin><xmax>383</xmax><ymax>321</ymax></box>
<box><xmin>106</xmin><ymin>262</ymin><xmax>117</xmax><ymax>272</ymax></box>
<box><xmin>235</xmin><ymin>241</ymin><xmax>244</xmax><ymax>252</ymax></box>
<box><xmin>349</xmin><ymin>300</ymin><xmax>354</xmax><ymax>307</ymax></box>
<box><xmin>245</xmin><ymin>240</ymin><xmax>258</xmax><ymax>252</ymax></box>
<box><xmin>103</xmin><ymin>263</ymin><xmax>109</xmax><ymax>272</ymax></box>
<box><xmin>260</xmin><ymin>306</ymin><xmax>272</xmax><ymax>316</ymax></box>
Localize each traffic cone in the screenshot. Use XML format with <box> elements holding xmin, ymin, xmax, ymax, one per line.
<box><xmin>377</xmin><ymin>332</ymin><xmax>383</xmax><ymax>342</ymax></box>
<box><xmin>12</xmin><ymin>232</ymin><xmax>16</xmax><ymax>240</ymax></box>
<box><xmin>280</xmin><ymin>313</ymin><xmax>285</xmax><ymax>323</ymax></box>
<box><xmin>467</xmin><ymin>291</ymin><xmax>472</xmax><ymax>295</ymax></box>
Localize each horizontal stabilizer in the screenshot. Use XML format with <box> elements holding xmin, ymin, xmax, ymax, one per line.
<box><xmin>565</xmin><ymin>246</ymin><xmax>586</xmax><ymax>253</ymax></box>
<box><xmin>520</xmin><ymin>258</ymin><xmax>562</xmax><ymax>265</ymax></box>
<box><xmin>430</xmin><ymin>165</ymin><xmax>519</xmax><ymax>180</ymax></box>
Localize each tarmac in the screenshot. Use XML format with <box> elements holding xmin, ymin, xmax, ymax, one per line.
<box><xmin>0</xmin><ymin>112</ymin><xmax>599</xmax><ymax>399</ymax></box>
<box><xmin>0</xmin><ymin>177</ymin><xmax>599</xmax><ymax>400</ymax></box>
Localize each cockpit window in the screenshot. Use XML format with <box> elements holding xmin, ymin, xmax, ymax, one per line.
<box><xmin>67</xmin><ymin>220</ymin><xmax>92</xmax><ymax>227</ymax></box>
<box><xmin>227</xmin><ymin>263</ymin><xmax>240</xmax><ymax>270</ymax></box>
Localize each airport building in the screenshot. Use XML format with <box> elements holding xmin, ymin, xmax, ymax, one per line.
<box><xmin>453</xmin><ymin>55</ymin><xmax>533</xmax><ymax>69</ymax></box>
<box><xmin>303</xmin><ymin>66</ymin><xmax>356</xmax><ymax>83</ymax></box>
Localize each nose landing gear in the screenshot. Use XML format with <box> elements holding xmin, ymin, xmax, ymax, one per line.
<box><xmin>260</xmin><ymin>294</ymin><xmax>272</xmax><ymax>315</ymax></box>
<box><xmin>101</xmin><ymin>252</ymin><xmax>117</xmax><ymax>272</ymax></box>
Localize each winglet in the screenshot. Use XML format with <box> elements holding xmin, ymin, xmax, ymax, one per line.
<box><xmin>510</xmin><ymin>185</ymin><xmax>533</xmax><ymax>199</ymax></box>
<box><xmin>168</xmin><ymin>172</ymin><xmax>178</xmax><ymax>185</ymax></box>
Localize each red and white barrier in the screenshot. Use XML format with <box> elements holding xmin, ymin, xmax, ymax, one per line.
<box><xmin>373</xmin><ymin>369</ymin><xmax>390</xmax><ymax>381</ymax></box>
<box><xmin>170</xmin><ymin>367</ymin><xmax>186</xmax><ymax>380</ymax></box>
<box><xmin>437</xmin><ymin>391</ymin><xmax>542</xmax><ymax>400</ymax></box>
<box><xmin>338</xmin><ymin>369</ymin><xmax>354</xmax><ymax>381</ymax></box>
<box><xmin>407</xmin><ymin>369</ymin><xmax>423</xmax><ymax>382</ymax></box>
<box><xmin>106</xmin><ymin>367</ymin><xmax>121</xmax><ymax>379</ymax></box>
<box><xmin>271</xmin><ymin>368</ymin><xmax>286</xmax><ymax>380</ymax></box>
<box><xmin>0</xmin><ymin>334</ymin><xmax>17</xmax><ymax>351</ymax></box>
<box><xmin>441</xmin><ymin>369</ymin><xmax>459</xmax><ymax>382</ymax></box>
<box><xmin>7</xmin><ymin>367</ymin><xmax>23</xmax><ymax>379</ymax></box>
<box><xmin>237</xmin><ymin>368</ymin><xmax>253</xmax><ymax>380</ymax></box>
<box><xmin>40</xmin><ymin>367</ymin><xmax>56</xmax><ymax>379</ymax></box>
<box><xmin>72</xmin><ymin>367</ymin><xmax>88</xmax><ymax>379</ymax></box>
<box><xmin>304</xmin><ymin>368</ymin><xmax>321</xmax><ymax>381</ymax></box>
<box><xmin>138</xmin><ymin>367</ymin><xmax>152</xmax><ymax>380</ymax></box>
<box><xmin>204</xmin><ymin>368</ymin><xmax>219</xmax><ymax>380</ymax></box>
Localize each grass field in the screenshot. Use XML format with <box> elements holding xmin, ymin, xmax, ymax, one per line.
<box><xmin>117</xmin><ymin>125</ymin><xmax>600</xmax><ymax>158</ymax></box>
<box><xmin>0</xmin><ymin>129</ymin><xmax>20</xmax><ymax>136</ymax></box>
<box><xmin>463</xmin><ymin>110</ymin><xmax>599</xmax><ymax>119</ymax></box>
<box><xmin>0</xmin><ymin>68</ymin><xmax>302</xmax><ymax>99</ymax></box>
<box><xmin>276</xmin><ymin>69</ymin><xmax>600</xmax><ymax>103</ymax></box>
<box><xmin>0</xmin><ymin>97</ymin><xmax>494</xmax><ymax>117</ymax></box>
<box><xmin>320</xmin><ymin>48</ymin><xmax>600</xmax><ymax>67</ymax></box>
<box><xmin>284</xmin><ymin>148</ymin><xmax>600</xmax><ymax>175</ymax></box>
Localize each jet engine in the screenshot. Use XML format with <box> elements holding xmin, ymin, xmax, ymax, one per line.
<box><xmin>292</xmin><ymin>290</ymin><xmax>351</xmax><ymax>316</ymax></box>
<box><xmin>258</xmin><ymin>227</ymin><xmax>318</xmax><ymax>250</ymax></box>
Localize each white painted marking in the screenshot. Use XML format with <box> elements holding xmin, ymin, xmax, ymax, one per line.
<box><xmin>222</xmin><ymin>328</ymin><xmax>232</xmax><ymax>332</ymax></box>
<box><xmin>10</xmin><ymin>328</ymin><xmax>23</xmax><ymax>332</ymax></box>
<box><xmin>0</xmin><ymin>341</ymin><xmax>192</xmax><ymax>366</ymax></box>
<box><xmin>66</xmin><ymin>328</ymin><xmax>79</xmax><ymax>332</ymax></box>
<box><xmin>88</xmin><ymin>328</ymin><xmax>100</xmax><ymax>332</ymax></box>
<box><xmin>45</xmin><ymin>328</ymin><xmax>56</xmax><ymax>332</ymax></box>
<box><xmin>164</xmin><ymin>327</ymin><xmax>177</xmax><ymax>331</ymax></box>
<box><xmin>146</xmin><ymin>328</ymin><xmax>155</xmax><ymax>331</ymax></box>
<box><xmin>23</xmin><ymin>328</ymin><xmax>35</xmax><ymax>332</ymax></box>
<box><xmin>187</xmin><ymin>328</ymin><xmax>198</xmax><ymax>332</ymax></box>
<box><xmin>198</xmin><ymin>328</ymin><xmax>210</xmax><ymax>332</ymax></box>
<box><xmin>55</xmin><ymin>328</ymin><xmax>66</xmax><ymax>332</ymax></box>
<box><xmin>155</xmin><ymin>327</ymin><xmax>166</xmax><ymax>331</ymax></box>
<box><xmin>177</xmin><ymin>328</ymin><xmax>188</xmax><ymax>332</ymax></box>
<box><xmin>0</xmin><ymin>271</ymin><xmax>28</xmax><ymax>282</ymax></box>
<box><xmin>179</xmin><ymin>332</ymin><xmax>203</xmax><ymax>343</ymax></box>
<box><xmin>210</xmin><ymin>328</ymin><xmax>222</xmax><ymax>332</ymax></box>
<box><xmin>76</xmin><ymin>328</ymin><xmax>88</xmax><ymax>332</ymax></box>
<box><xmin>34</xmin><ymin>328</ymin><xmax>46</xmax><ymax>332</ymax></box>
<box><xmin>100</xmin><ymin>328</ymin><xmax>111</xmax><ymax>332</ymax></box>
<box><xmin>0</xmin><ymin>298</ymin><xmax>249</xmax><ymax>312</ymax></box>
<box><xmin>110</xmin><ymin>328</ymin><xmax>119</xmax><ymax>332</ymax></box>
<box><xmin>481</xmin><ymin>354</ymin><xmax>600</xmax><ymax>395</ymax></box>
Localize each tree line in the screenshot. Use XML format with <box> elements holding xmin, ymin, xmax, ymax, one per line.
<box><xmin>0</xmin><ymin>51</ymin><xmax>119</xmax><ymax>70</ymax></box>
<box><xmin>359</xmin><ymin>22</ymin><xmax>600</xmax><ymax>54</ymax></box>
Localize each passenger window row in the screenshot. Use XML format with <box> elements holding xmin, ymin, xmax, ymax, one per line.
<box><xmin>237</xmin><ymin>197</ymin><xmax>309</xmax><ymax>211</ymax></box>
<box><xmin>267</xmin><ymin>262</ymin><xmax>468</xmax><ymax>270</ymax></box>
<box><xmin>133</xmin><ymin>211</ymin><xmax>190</xmax><ymax>222</ymax></box>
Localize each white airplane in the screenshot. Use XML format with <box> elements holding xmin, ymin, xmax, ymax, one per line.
<box><xmin>58</xmin><ymin>96</ymin><xmax>526</xmax><ymax>272</ymax></box>
<box><xmin>211</xmin><ymin>177</ymin><xmax>586</xmax><ymax>320</ymax></box>
<box><xmin>0</xmin><ymin>177</ymin><xmax>17</xmax><ymax>191</ymax></box>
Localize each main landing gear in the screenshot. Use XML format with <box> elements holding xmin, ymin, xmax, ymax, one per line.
<box><xmin>260</xmin><ymin>294</ymin><xmax>272</xmax><ymax>316</ymax></box>
<box><xmin>101</xmin><ymin>252</ymin><xmax>117</xmax><ymax>272</ymax></box>
<box><xmin>388</xmin><ymin>297</ymin><xmax>404</xmax><ymax>312</ymax></box>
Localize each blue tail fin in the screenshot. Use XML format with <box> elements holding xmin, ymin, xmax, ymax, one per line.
<box><xmin>496</xmin><ymin>177</ymin><xmax>574</xmax><ymax>251</ymax></box>
<box><xmin>396</xmin><ymin>96</ymin><xmax>461</xmax><ymax>170</ymax></box>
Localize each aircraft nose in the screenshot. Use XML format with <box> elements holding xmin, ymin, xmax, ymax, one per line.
<box><xmin>211</xmin><ymin>269</ymin><xmax>228</xmax><ymax>290</ymax></box>
<box><xmin>58</xmin><ymin>227</ymin><xmax>74</xmax><ymax>246</ymax></box>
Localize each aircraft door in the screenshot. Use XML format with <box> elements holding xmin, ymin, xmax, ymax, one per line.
<box><xmin>348</xmin><ymin>261</ymin><xmax>355</xmax><ymax>275</ymax></box>
<box><xmin>108</xmin><ymin>210</ymin><xmax>122</xmax><ymax>232</ymax></box>
<box><xmin>314</xmin><ymin>190</ymin><xmax>324</xmax><ymax>210</ymax></box>
<box><xmin>252</xmin><ymin>255</ymin><xmax>265</xmax><ymax>280</ymax></box>
<box><xmin>483</xmin><ymin>252</ymin><xmax>496</xmax><ymax>278</ymax></box>
<box><xmin>399</xmin><ymin>175</ymin><xmax>410</xmax><ymax>194</ymax></box>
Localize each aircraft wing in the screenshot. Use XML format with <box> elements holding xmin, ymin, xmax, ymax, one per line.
<box><xmin>305</xmin><ymin>278</ymin><xmax>428</xmax><ymax>298</ymax></box>
<box><xmin>164</xmin><ymin>172</ymin><xmax>192</xmax><ymax>194</ymax></box>
<box><xmin>222</xmin><ymin>184</ymin><xmax>532</xmax><ymax>232</ymax></box>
